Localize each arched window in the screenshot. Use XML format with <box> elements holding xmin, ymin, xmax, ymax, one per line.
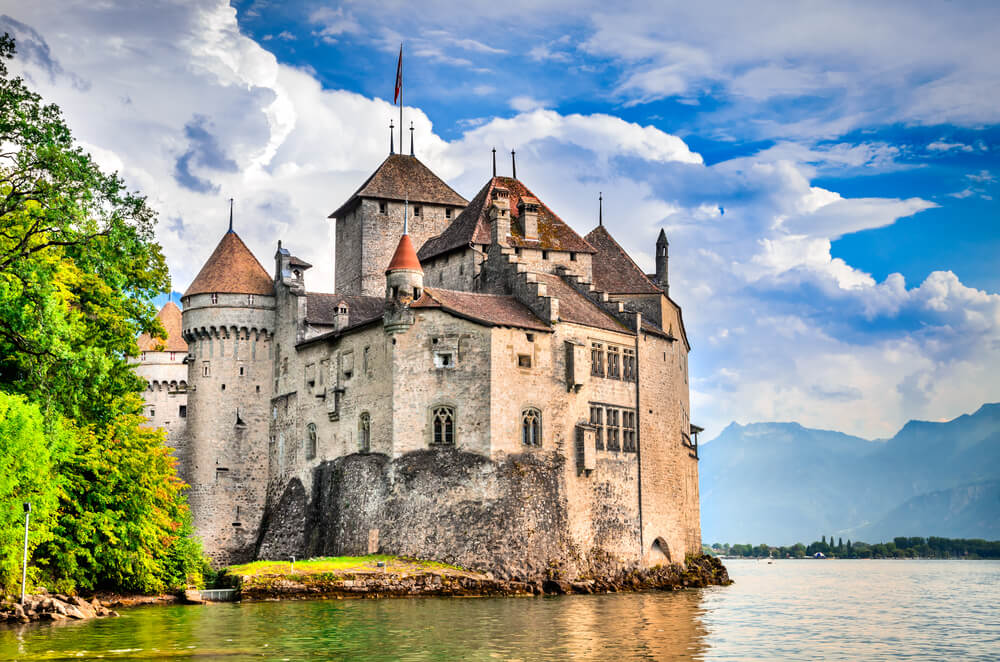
<box><xmin>432</xmin><ymin>406</ymin><xmax>455</xmax><ymax>445</ymax></box>
<box><xmin>306</xmin><ymin>423</ymin><xmax>317</xmax><ymax>460</ymax></box>
<box><xmin>359</xmin><ymin>413</ymin><xmax>371</xmax><ymax>452</ymax></box>
<box><xmin>522</xmin><ymin>408</ymin><xmax>542</xmax><ymax>447</ymax></box>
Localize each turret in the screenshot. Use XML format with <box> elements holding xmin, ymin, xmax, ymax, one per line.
<box><xmin>384</xmin><ymin>203</ymin><xmax>423</xmax><ymax>333</ymax></box>
<box><xmin>180</xmin><ymin>224</ymin><xmax>276</xmax><ymax>565</ymax></box>
<box><xmin>655</xmin><ymin>228</ymin><xmax>669</xmax><ymax>295</ymax></box>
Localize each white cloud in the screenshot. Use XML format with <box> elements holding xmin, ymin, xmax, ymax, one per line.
<box><xmin>509</xmin><ymin>95</ymin><xmax>549</xmax><ymax>112</ymax></box>
<box><xmin>927</xmin><ymin>140</ymin><xmax>974</xmax><ymax>153</ymax></box>
<box><xmin>6</xmin><ymin>0</ymin><xmax>998</xmax><ymax>440</ymax></box>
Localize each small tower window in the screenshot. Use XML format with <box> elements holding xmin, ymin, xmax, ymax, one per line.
<box><xmin>413</xmin><ymin>287</ymin><xmax>421</xmax><ymax>299</ymax></box>
<box><xmin>179</xmin><ymin>405</ymin><xmax>187</xmax><ymax>418</ymax></box>
<box><xmin>170</xmin><ymin>352</ymin><xmax>176</xmax><ymax>361</ymax></box>
<box><xmin>149</xmin><ymin>407</ymin><xmax>156</xmax><ymax>418</ymax></box>
<box><xmin>542</xmin><ymin>250</ymin><xmax>549</xmax><ymax>260</ymax></box>
<box><xmin>202</xmin><ymin>362</ymin><xmax>211</xmax><ymax>377</ymax></box>
<box><xmin>379</xmin><ymin>201</ymin><xmax>387</xmax><ymax>214</ymax></box>
<box><xmin>239</xmin><ymin>365</ymin><xmax>245</xmax><ymax>376</ymax></box>
<box><xmin>434</xmin><ymin>352</ymin><xmax>454</xmax><ymax>369</ymax></box>
<box><xmin>445</xmin><ymin>208</ymin><xmax>453</xmax><ymax>219</ymax></box>
<box><xmin>517</xmin><ymin>354</ymin><xmax>532</xmax><ymax>369</ymax></box>
<box><xmin>521</xmin><ymin>408</ymin><xmax>542</xmax><ymax>447</ymax></box>
<box><xmin>359</xmin><ymin>413</ymin><xmax>371</xmax><ymax>453</ymax></box>
<box><xmin>570</xmin><ymin>252</ymin><xmax>577</xmax><ymax>261</ymax></box>
<box><xmin>211</xmin><ymin>293</ymin><xmax>218</xmax><ymax>304</ymax></box>
<box><xmin>413</xmin><ymin>205</ymin><xmax>421</xmax><ymax>217</ymax></box>
<box><xmin>432</xmin><ymin>406</ymin><xmax>455</xmax><ymax>445</ymax></box>
<box><xmin>247</xmin><ymin>294</ymin><xmax>254</xmax><ymax>305</ymax></box>
<box><xmin>306</xmin><ymin>423</ymin><xmax>317</xmax><ymax>460</ymax></box>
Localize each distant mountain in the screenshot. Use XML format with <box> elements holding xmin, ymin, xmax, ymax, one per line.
<box><xmin>699</xmin><ymin>403</ymin><xmax>1000</xmax><ymax>545</ymax></box>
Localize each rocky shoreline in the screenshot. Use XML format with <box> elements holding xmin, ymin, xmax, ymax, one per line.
<box><xmin>1</xmin><ymin>592</ymin><xmax>120</xmax><ymax>625</ymax></box>
<box><xmin>237</xmin><ymin>555</ymin><xmax>731</xmax><ymax>601</ymax></box>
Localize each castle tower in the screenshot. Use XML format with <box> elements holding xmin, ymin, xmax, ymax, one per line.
<box><xmin>134</xmin><ymin>301</ymin><xmax>189</xmax><ymax>458</ymax></box>
<box><xmin>655</xmin><ymin>228</ymin><xmax>669</xmax><ymax>294</ymax></box>
<box><xmin>180</xmin><ymin>227</ymin><xmax>276</xmax><ymax>564</ymax></box>
<box><xmin>383</xmin><ymin>211</ymin><xmax>424</xmax><ymax>333</ymax></box>
<box><xmin>329</xmin><ymin>153</ymin><xmax>467</xmax><ymax>297</ymax></box>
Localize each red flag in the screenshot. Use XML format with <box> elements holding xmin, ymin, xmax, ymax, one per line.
<box><xmin>393</xmin><ymin>45</ymin><xmax>402</xmax><ymax>104</ymax></box>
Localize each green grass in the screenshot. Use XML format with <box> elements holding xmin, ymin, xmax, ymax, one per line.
<box><xmin>227</xmin><ymin>555</ymin><xmax>464</xmax><ymax>577</ymax></box>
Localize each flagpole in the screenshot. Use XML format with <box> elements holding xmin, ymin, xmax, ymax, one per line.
<box><xmin>399</xmin><ymin>44</ymin><xmax>403</xmax><ymax>155</ymax></box>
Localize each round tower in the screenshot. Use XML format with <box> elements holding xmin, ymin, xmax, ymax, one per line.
<box><xmin>181</xmin><ymin>226</ymin><xmax>276</xmax><ymax>565</ymax></box>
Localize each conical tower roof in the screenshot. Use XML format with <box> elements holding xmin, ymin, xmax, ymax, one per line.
<box><xmin>137</xmin><ymin>301</ymin><xmax>188</xmax><ymax>352</ymax></box>
<box><xmin>183</xmin><ymin>231</ymin><xmax>274</xmax><ymax>297</ymax></box>
<box><xmin>386</xmin><ymin>233</ymin><xmax>422</xmax><ymax>273</ymax></box>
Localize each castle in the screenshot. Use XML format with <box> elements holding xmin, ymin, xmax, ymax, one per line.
<box><xmin>135</xmin><ymin>145</ymin><xmax>702</xmax><ymax>579</ymax></box>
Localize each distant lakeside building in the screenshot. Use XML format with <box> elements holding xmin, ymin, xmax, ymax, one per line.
<box><xmin>135</xmin><ymin>139</ymin><xmax>702</xmax><ymax>580</ymax></box>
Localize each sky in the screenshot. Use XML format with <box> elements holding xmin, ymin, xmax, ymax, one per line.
<box><xmin>2</xmin><ymin>0</ymin><xmax>999</xmax><ymax>439</ymax></box>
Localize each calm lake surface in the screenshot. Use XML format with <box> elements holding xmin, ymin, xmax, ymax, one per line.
<box><xmin>2</xmin><ymin>560</ymin><xmax>998</xmax><ymax>660</ymax></box>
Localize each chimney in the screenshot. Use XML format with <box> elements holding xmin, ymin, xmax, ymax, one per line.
<box><xmin>490</xmin><ymin>186</ymin><xmax>511</xmax><ymax>247</ymax></box>
<box><xmin>334</xmin><ymin>301</ymin><xmax>350</xmax><ymax>332</ymax></box>
<box><xmin>655</xmin><ymin>228</ymin><xmax>669</xmax><ymax>294</ymax></box>
<box><xmin>518</xmin><ymin>196</ymin><xmax>539</xmax><ymax>241</ymax></box>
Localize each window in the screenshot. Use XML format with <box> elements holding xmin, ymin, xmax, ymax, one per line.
<box><xmin>149</xmin><ymin>407</ymin><xmax>156</xmax><ymax>418</ymax></box>
<box><xmin>542</xmin><ymin>250</ymin><xmax>549</xmax><ymax>260</ymax></box>
<box><xmin>239</xmin><ymin>365</ymin><xmax>245</xmax><ymax>376</ymax></box>
<box><xmin>379</xmin><ymin>201</ymin><xmax>387</xmax><ymax>214</ymax></box>
<box><xmin>521</xmin><ymin>408</ymin><xmax>542</xmax><ymax>447</ymax></box>
<box><xmin>623</xmin><ymin>411</ymin><xmax>636</xmax><ymax>452</ymax></box>
<box><xmin>306</xmin><ymin>423</ymin><xmax>317</xmax><ymax>459</ymax></box>
<box><xmin>179</xmin><ymin>405</ymin><xmax>187</xmax><ymax>418</ymax></box>
<box><xmin>607</xmin><ymin>408</ymin><xmax>620</xmax><ymax>451</ymax></box>
<box><xmin>432</xmin><ymin>406</ymin><xmax>455</xmax><ymax>445</ymax></box>
<box><xmin>623</xmin><ymin>348</ymin><xmax>636</xmax><ymax>382</ymax></box>
<box><xmin>514</xmin><ymin>247</ymin><xmax>522</xmax><ymax>256</ymax></box>
<box><xmin>590</xmin><ymin>406</ymin><xmax>604</xmax><ymax>450</ymax></box>
<box><xmin>434</xmin><ymin>352</ymin><xmax>454</xmax><ymax>369</ymax></box>
<box><xmin>413</xmin><ymin>287</ymin><xmax>421</xmax><ymax>300</ymax></box>
<box><xmin>446</xmin><ymin>208</ymin><xmax>453</xmax><ymax>219</ymax></box>
<box><xmin>517</xmin><ymin>354</ymin><xmax>532</xmax><ymax>369</ymax></box>
<box><xmin>247</xmin><ymin>294</ymin><xmax>254</xmax><ymax>305</ymax></box>
<box><xmin>359</xmin><ymin>414</ymin><xmax>370</xmax><ymax>452</ymax></box>
<box><xmin>202</xmin><ymin>362</ymin><xmax>211</xmax><ymax>377</ymax></box>
<box><xmin>591</xmin><ymin>343</ymin><xmax>604</xmax><ymax>377</ymax></box>
<box><xmin>570</xmin><ymin>252</ymin><xmax>577</xmax><ymax>261</ymax></box>
<box><xmin>607</xmin><ymin>347</ymin><xmax>621</xmax><ymax>379</ymax></box>
<box><xmin>413</xmin><ymin>205</ymin><xmax>421</xmax><ymax>217</ymax></box>
<box><xmin>363</xmin><ymin>346</ymin><xmax>370</xmax><ymax>374</ymax></box>
<box><xmin>211</xmin><ymin>293</ymin><xmax>218</xmax><ymax>304</ymax></box>
<box><xmin>170</xmin><ymin>352</ymin><xmax>176</xmax><ymax>361</ymax></box>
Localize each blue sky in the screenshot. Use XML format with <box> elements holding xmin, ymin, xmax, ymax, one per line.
<box><xmin>3</xmin><ymin>0</ymin><xmax>998</xmax><ymax>438</ymax></box>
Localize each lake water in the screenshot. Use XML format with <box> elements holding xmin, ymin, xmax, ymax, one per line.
<box><xmin>2</xmin><ymin>560</ymin><xmax>998</xmax><ymax>660</ymax></box>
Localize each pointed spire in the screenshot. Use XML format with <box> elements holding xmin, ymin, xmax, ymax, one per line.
<box><xmin>228</xmin><ymin>197</ymin><xmax>234</xmax><ymax>233</ymax></box>
<box><xmin>511</xmin><ymin>149</ymin><xmax>517</xmax><ymax>179</ymax></box>
<box><xmin>390</xmin><ymin>120</ymin><xmax>395</xmax><ymax>154</ymax></box>
<box><xmin>492</xmin><ymin>147</ymin><xmax>497</xmax><ymax>178</ymax></box>
<box><xmin>409</xmin><ymin>121</ymin><xmax>414</xmax><ymax>156</ymax></box>
<box><xmin>657</xmin><ymin>228</ymin><xmax>668</xmax><ymax>245</ymax></box>
<box><xmin>599</xmin><ymin>192</ymin><xmax>603</xmax><ymax>226</ymax></box>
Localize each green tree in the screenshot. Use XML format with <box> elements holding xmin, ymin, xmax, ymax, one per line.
<box><xmin>0</xmin><ymin>33</ymin><xmax>168</xmax><ymax>425</ymax></box>
<box><xmin>0</xmin><ymin>392</ymin><xmax>73</xmax><ymax>592</ymax></box>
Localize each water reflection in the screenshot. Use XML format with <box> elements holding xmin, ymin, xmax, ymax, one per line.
<box><xmin>0</xmin><ymin>591</ymin><xmax>708</xmax><ymax>661</ymax></box>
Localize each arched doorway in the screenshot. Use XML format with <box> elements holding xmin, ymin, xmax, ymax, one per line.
<box><xmin>650</xmin><ymin>537</ymin><xmax>671</xmax><ymax>563</ymax></box>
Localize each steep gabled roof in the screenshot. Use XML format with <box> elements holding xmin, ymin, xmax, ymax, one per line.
<box><xmin>305</xmin><ymin>293</ymin><xmax>385</xmax><ymax>328</ymax></box>
<box><xmin>329</xmin><ymin>154</ymin><xmax>467</xmax><ymax>219</ymax></box>
<box><xmin>534</xmin><ymin>273</ymin><xmax>631</xmax><ymax>334</ymax></box>
<box><xmin>184</xmin><ymin>231</ymin><xmax>275</xmax><ymax>297</ymax></box>
<box><xmin>412</xmin><ymin>288</ymin><xmax>551</xmax><ymax>331</ymax></box>
<box><xmin>585</xmin><ymin>224</ymin><xmax>662</xmax><ymax>295</ymax></box>
<box><xmin>137</xmin><ymin>301</ymin><xmax>188</xmax><ymax>352</ymax></box>
<box><xmin>418</xmin><ymin>176</ymin><xmax>596</xmax><ymax>261</ymax></box>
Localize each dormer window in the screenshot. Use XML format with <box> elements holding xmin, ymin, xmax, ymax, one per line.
<box><xmin>339</xmin><ymin>306</ymin><xmax>348</xmax><ymax>315</ymax></box>
<box><xmin>379</xmin><ymin>201</ymin><xmax>387</xmax><ymax>214</ymax></box>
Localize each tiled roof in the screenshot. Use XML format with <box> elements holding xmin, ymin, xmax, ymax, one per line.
<box><xmin>585</xmin><ymin>225</ymin><xmax>662</xmax><ymax>295</ymax></box>
<box><xmin>329</xmin><ymin>154</ymin><xmax>467</xmax><ymax>219</ymax></box>
<box><xmin>386</xmin><ymin>234</ymin><xmax>422</xmax><ymax>273</ymax></box>
<box><xmin>184</xmin><ymin>231</ymin><xmax>275</xmax><ymax>297</ymax></box>
<box><xmin>412</xmin><ymin>288</ymin><xmax>551</xmax><ymax>332</ymax></box>
<box><xmin>137</xmin><ymin>301</ymin><xmax>188</xmax><ymax>352</ymax></box>
<box><xmin>289</xmin><ymin>256</ymin><xmax>312</xmax><ymax>269</ymax></box>
<box><xmin>305</xmin><ymin>293</ymin><xmax>385</xmax><ymax>328</ymax></box>
<box><xmin>533</xmin><ymin>273</ymin><xmax>631</xmax><ymax>334</ymax></box>
<box><xmin>418</xmin><ymin>176</ymin><xmax>596</xmax><ymax>261</ymax></box>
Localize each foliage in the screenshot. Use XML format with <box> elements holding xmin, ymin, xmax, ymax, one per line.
<box><xmin>0</xmin><ymin>392</ymin><xmax>73</xmax><ymax>593</ymax></box>
<box><xmin>0</xmin><ymin>35</ymin><xmax>205</xmax><ymax>595</ymax></box>
<box><xmin>36</xmin><ymin>397</ymin><xmax>201</xmax><ymax>594</ymax></box>
<box><xmin>0</xmin><ymin>33</ymin><xmax>169</xmax><ymax>426</ymax></box>
<box><xmin>707</xmin><ymin>536</ymin><xmax>1000</xmax><ymax>559</ymax></box>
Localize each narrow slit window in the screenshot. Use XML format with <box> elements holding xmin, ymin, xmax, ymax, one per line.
<box><xmin>359</xmin><ymin>414</ymin><xmax>371</xmax><ymax>453</ymax></box>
